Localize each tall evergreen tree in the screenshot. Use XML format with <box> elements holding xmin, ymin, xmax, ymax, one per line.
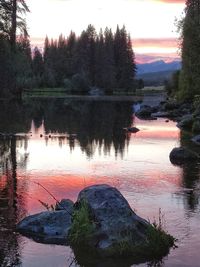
<box><xmin>94</xmin><ymin>29</ymin><xmax>105</xmax><ymax>88</ymax></box>
<box><xmin>32</xmin><ymin>47</ymin><xmax>44</xmax><ymax>77</ymax></box>
<box><xmin>0</xmin><ymin>36</ymin><xmax>13</xmax><ymax>97</ymax></box>
<box><xmin>13</xmin><ymin>35</ymin><xmax>33</xmax><ymax>94</ymax></box>
<box><xmin>103</xmin><ymin>28</ymin><xmax>115</xmax><ymax>92</ymax></box>
<box><xmin>10</xmin><ymin>0</ymin><xmax>29</xmax><ymax>47</ymax></box>
<box><xmin>0</xmin><ymin>0</ymin><xmax>11</xmax><ymax>38</ymax></box>
<box><xmin>179</xmin><ymin>0</ymin><xmax>200</xmax><ymax>99</ymax></box>
<box><xmin>114</xmin><ymin>25</ymin><xmax>136</xmax><ymax>91</ymax></box>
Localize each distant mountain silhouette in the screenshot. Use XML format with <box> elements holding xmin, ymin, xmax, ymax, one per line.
<box><xmin>137</xmin><ymin>70</ymin><xmax>177</xmax><ymax>86</ymax></box>
<box><xmin>137</xmin><ymin>60</ymin><xmax>181</xmax><ymax>75</ymax></box>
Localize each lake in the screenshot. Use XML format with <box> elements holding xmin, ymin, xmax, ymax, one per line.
<box><xmin>0</xmin><ymin>98</ymin><xmax>200</xmax><ymax>267</ymax></box>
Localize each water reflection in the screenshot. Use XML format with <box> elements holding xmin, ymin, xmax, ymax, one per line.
<box><xmin>177</xmin><ymin>130</ymin><xmax>200</xmax><ymax>212</ymax></box>
<box><xmin>0</xmin><ymin>99</ymin><xmax>200</xmax><ymax>266</ymax></box>
<box><xmin>0</xmin><ymin>99</ymin><xmax>134</xmax><ymax>266</ymax></box>
<box><xmin>0</xmin><ymin>137</ymin><xmax>22</xmax><ymax>266</ymax></box>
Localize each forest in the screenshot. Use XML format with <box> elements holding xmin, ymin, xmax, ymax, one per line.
<box><xmin>1</xmin><ymin>0</ymin><xmax>200</xmax><ymax>101</ymax></box>
<box><xmin>0</xmin><ymin>0</ymin><xmax>136</xmax><ymax>98</ymax></box>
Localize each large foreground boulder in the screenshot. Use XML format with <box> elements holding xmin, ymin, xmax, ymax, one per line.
<box><xmin>70</xmin><ymin>184</ymin><xmax>174</xmax><ymax>258</ymax></box>
<box><xmin>17</xmin><ymin>185</ymin><xmax>175</xmax><ymax>261</ymax></box>
<box><xmin>169</xmin><ymin>147</ymin><xmax>199</xmax><ymax>165</ymax></box>
<box><xmin>77</xmin><ymin>185</ymin><xmax>148</xmax><ymax>250</ymax></box>
<box><xmin>16</xmin><ymin>210</ymin><xmax>72</xmax><ymax>244</ymax></box>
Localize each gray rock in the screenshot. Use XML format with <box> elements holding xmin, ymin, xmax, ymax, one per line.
<box><xmin>151</xmin><ymin>111</ymin><xmax>169</xmax><ymax>118</ymax></box>
<box><xmin>177</xmin><ymin>114</ymin><xmax>193</xmax><ymax>130</ymax></box>
<box><xmin>123</xmin><ymin>127</ymin><xmax>140</xmax><ymax>133</ymax></box>
<box><xmin>163</xmin><ymin>101</ymin><xmax>180</xmax><ymax>111</ymax></box>
<box><xmin>135</xmin><ymin>105</ymin><xmax>154</xmax><ymax>118</ymax></box>
<box><xmin>55</xmin><ymin>199</ymin><xmax>74</xmax><ymax>213</ymax></box>
<box><xmin>89</xmin><ymin>87</ymin><xmax>104</xmax><ymax>96</ymax></box>
<box><xmin>169</xmin><ymin>147</ymin><xmax>199</xmax><ymax>165</ymax></box>
<box><xmin>77</xmin><ymin>184</ymin><xmax>149</xmax><ymax>254</ymax></box>
<box><xmin>16</xmin><ymin>210</ymin><xmax>72</xmax><ymax>244</ymax></box>
<box><xmin>191</xmin><ymin>135</ymin><xmax>200</xmax><ymax>145</ymax></box>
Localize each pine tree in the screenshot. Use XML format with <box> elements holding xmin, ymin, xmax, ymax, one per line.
<box><xmin>114</xmin><ymin>25</ymin><xmax>136</xmax><ymax>92</ymax></box>
<box><xmin>179</xmin><ymin>0</ymin><xmax>200</xmax><ymax>99</ymax></box>
<box><xmin>0</xmin><ymin>36</ymin><xmax>13</xmax><ymax>97</ymax></box>
<box><xmin>32</xmin><ymin>47</ymin><xmax>44</xmax><ymax>77</ymax></box>
<box><xmin>103</xmin><ymin>28</ymin><xmax>115</xmax><ymax>93</ymax></box>
<box><xmin>94</xmin><ymin>29</ymin><xmax>105</xmax><ymax>88</ymax></box>
<box><xmin>0</xmin><ymin>0</ymin><xmax>11</xmax><ymax>37</ymax></box>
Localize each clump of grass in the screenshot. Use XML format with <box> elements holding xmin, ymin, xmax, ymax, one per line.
<box><xmin>144</xmin><ymin>222</ymin><xmax>175</xmax><ymax>258</ymax></box>
<box><xmin>38</xmin><ymin>200</ymin><xmax>56</xmax><ymax>211</ymax></box>
<box><xmin>69</xmin><ymin>200</ymin><xmax>96</xmax><ymax>246</ymax></box>
<box><xmin>108</xmin><ymin>209</ymin><xmax>176</xmax><ymax>260</ymax></box>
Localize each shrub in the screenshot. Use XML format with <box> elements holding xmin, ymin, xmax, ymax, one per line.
<box><xmin>63</xmin><ymin>78</ymin><xmax>73</xmax><ymax>92</ymax></box>
<box><xmin>71</xmin><ymin>73</ymin><xmax>90</xmax><ymax>94</ymax></box>
<box><xmin>69</xmin><ymin>200</ymin><xmax>95</xmax><ymax>245</ymax></box>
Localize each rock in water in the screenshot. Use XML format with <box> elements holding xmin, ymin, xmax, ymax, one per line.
<box><xmin>169</xmin><ymin>147</ymin><xmax>199</xmax><ymax>165</ymax></box>
<box><xmin>123</xmin><ymin>127</ymin><xmax>140</xmax><ymax>133</ymax></box>
<box><xmin>17</xmin><ymin>185</ymin><xmax>175</xmax><ymax>260</ymax></box>
<box><xmin>191</xmin><ymin>135</ymin><xmax>200</xmax><ymax>145</ymax></box>
<box><xmin>16</xmin><ymin>211</ymin><xmax>72</xmax><ymax>244</ymax></box>
<box><xmin>55</xmin><ymin>199</ymin><xmax>74</xmax><ymax>212</ymax></box>
<box><xmin>75</xmin><ymin>185</ymin><xmax>149</xmax><ymax>253</ymax></box>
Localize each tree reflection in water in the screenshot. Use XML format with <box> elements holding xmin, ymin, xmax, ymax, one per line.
<box><xmin>0</xmin><ymin>99</ymin><xmax>135</xmax><ymax>266</ymax></box>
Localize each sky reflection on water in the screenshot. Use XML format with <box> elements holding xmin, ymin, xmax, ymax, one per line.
<box><xmin>0</xmin><ymin>99</ymin><xmax>200</xmax><ymax>267</ymax></box>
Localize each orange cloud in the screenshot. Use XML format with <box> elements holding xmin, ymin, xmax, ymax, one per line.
<box><xmin>133</xmin><ymin>37</ymin><xmax>179</xmax><ymax>49</ymax></box>
<box><xmin>133</xmin><ymin>37</ymin><xmax>180</xmax><ymax>63</ymax></box>
<box><xmin>154</xmin><ymin>0</ymin><xmax>185</xmax><ymax>3</ymax></box>
<box><xmin>135</xmin><ymin>53</ymin><xmax>180</xmax><ymax>64</ymax></box>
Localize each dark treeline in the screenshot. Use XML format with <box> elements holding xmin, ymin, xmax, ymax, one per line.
<box><xmin>33</xmin><ymin>24</ymin><xmax>136</xmax><ymax>94</ymax></box>
<box><xmin>0</xmin><ymin>0</ymin><xmax>137</xmax><ymax>97</ymax></box>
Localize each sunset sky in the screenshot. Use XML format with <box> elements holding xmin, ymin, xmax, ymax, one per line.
<box><xmin>27</xmin><ymin>0</ymin><xmax>185</xmax><ymax>63</ymax></box>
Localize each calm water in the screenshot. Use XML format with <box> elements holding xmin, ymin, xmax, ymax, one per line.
<box><xmin>0</xmin><ymin>98</ymin><xmax>200</xmax><ymax>267</ymax></box>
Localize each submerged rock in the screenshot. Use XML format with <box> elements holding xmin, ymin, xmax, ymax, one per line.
<box><xmin>169</xmin><ymin>147</ymin><xmax>199</xmax><ymax>165</ymax></box>
<box><xmin>123</xmin><ymin>127</ymin><xmax>140</xmax><ymax>133</ymax></box>
<box><xmin>16</xmin><ymin>210</ymin><xmax>72</xmax><ymax>244</ymax></box>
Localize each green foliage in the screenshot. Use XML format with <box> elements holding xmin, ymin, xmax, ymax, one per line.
<box><xmin>69</xmin><ymin>204</ymin><xmax>175</xmax><ymax>260</ymax></box>
<box><xmin>110</xmin><ymin>210</ymin><xmax>175</xmax><ymax>259</ymax></box>
<box><xmin>0</xmin><ymin>23</ymin><xmax>136</xmax><ymax>97</ymax></box>
<box><xmin>42</xmin><ymin>25</ymin><xmax>136</xmax><ymax>94</ymax></box>
<box><xmin>0</xmin><ymin>0</ymin><xmax>29</xmax><ymax>46</ymax></box>
<box><xmin>192</xmin><ymin>120</ymin><xmax>200</xmax><ymax>133</ymax></box>
<box><xmin>165</xmin><ymin>70</ymin><xmax>180</xmax><ymax>96</ymax></box>
<box><xmin>178</xmin><ymin>0</ymin><xmax>200</xmax><ymax>100</ymax></box>
<box><xmin>0</xmin><ymin>36</ymin><xmax>13</xmax><ymax>97</ymax></box>
<box><xmin>71</xmin><ymin>74</ymin><xmax>90</xmax><ymax>94</ymax></box>
<box><xmin>69</xmin><ymin>200</ymin><xmax>95</xmax><ymax>245</ymax></box>
<box><xmin>63</xmin><ymin>78</ymin><xmax>73</xmax><ymax>92</ymax></box>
